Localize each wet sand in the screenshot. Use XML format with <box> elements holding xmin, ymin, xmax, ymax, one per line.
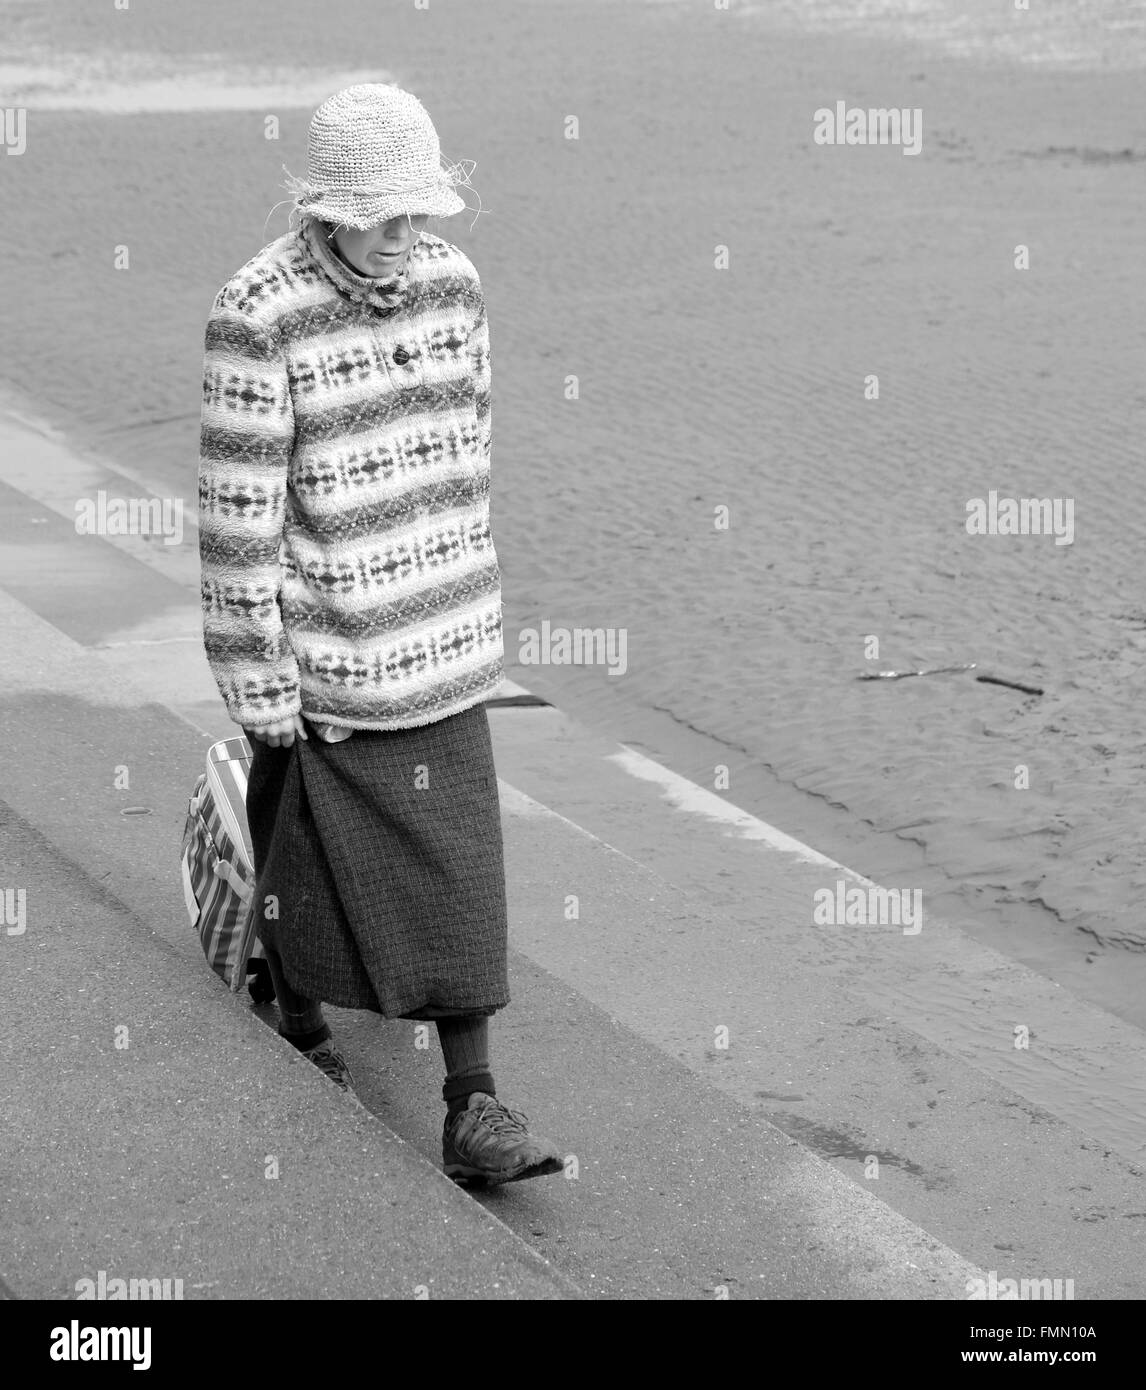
<box><xmin>1</xmin><ymin>0</ymin><xmax>1144</xmax><ymax>1028</ymax></box>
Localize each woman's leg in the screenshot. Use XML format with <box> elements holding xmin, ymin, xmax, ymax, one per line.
<box><xmin>437</xmin><ymin>1013</ymin><xmax>563</xmax><ymax>1184</ymax></box>
<box><xmin>261</xmin><ymin>940</ymin><xmax>353</xmax><ymax>1090</ymax></box>
<box><xmin>436</xmin><ymin>1015</ymin><xmax>496</xmax><ymax>1117</ymax></box>
<box><xmin>261</xmin><ymin>939</ymin><xmax>327</xmax><ymax>1042</ymax></box>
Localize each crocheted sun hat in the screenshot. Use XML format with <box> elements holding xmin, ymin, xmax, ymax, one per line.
<box><xmin>283</xmin><ymin>83</ymin><xmax>474</xmax><ymax>230</ymax></box>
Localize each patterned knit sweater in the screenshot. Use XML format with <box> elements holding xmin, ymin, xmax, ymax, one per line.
<box><xmin>198</xmin><ymin>215</ymin><xmax>503</xmax><ymax>731</ymax></box>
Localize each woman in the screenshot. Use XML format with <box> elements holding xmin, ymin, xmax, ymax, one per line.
<box><xmin>198</xmin><ymin>83</ymin><xmax>563</xmax><ymax>1187</ymax></box>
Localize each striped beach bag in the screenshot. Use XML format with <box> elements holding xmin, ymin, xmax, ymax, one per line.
<box><xmin>181</xmin><ymin>735</ymin><xmax>273</xmax><ymax>999</ymax></box>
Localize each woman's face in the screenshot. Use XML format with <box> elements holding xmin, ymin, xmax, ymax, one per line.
<box><xmin>329</xmin><ymin>213</ymin><xmax>430</xmax><ymax>277</ymax></box>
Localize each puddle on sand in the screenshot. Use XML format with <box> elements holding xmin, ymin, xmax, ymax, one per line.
<box><xmin>0</xmin><ymin>52</ymin><xmax>387</xmax><ymax>112</ymax></box>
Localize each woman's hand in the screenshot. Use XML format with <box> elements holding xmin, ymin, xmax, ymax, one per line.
<box><xmin>245</xmin><ymin>714</ymin><xmax>309</xmax><ymax>748</ymax></box>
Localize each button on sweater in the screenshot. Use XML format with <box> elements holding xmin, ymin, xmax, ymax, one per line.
<box><xmin>198</xmin><ymin>214</ymin><xmax>504</xmax><ymax>731</ymax></box>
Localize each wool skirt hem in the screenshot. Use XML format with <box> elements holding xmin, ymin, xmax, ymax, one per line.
<box><xmin>245</xmin><ymin>702</ymin><xmax>510</xmax><ymax>1020</ymax></box>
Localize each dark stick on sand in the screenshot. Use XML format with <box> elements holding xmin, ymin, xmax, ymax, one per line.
<box><xmin>976</xmin><ymin>675</ymin><xmax>1044</xmax><ymax>696</ymax></box>
<box><xmin>856</xmin><ymin>664</ymin><xmax>1043</xmax><ymax>696</ymax></box>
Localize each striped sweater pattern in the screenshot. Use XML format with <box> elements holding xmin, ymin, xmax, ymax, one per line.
<box><xmin>198</xmin><ymin>216</ymin><xmax>503</xmax><ymax>731</ymax></box>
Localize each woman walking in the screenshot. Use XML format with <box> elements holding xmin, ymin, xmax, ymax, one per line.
<box><xmin>198</xmin><ymin>83</ymin><xmax>563</xmax><ymax>1187</ymax></box>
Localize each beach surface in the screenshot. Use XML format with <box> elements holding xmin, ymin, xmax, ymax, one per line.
<box><xmin>1</xmin><ymin>0</ymin><xmax>1144</xmax><ymax>1042</ymax></box>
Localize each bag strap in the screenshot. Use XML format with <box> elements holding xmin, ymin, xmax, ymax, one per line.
<box><xmin>213</xmin><ymin>856</ymin><xmax>253</xmax><ymax>905</ymax></box>
<box><xmin>188</xmin><ymin>805</ymin><xmax>254</xmax><ymax>907</ymax></box>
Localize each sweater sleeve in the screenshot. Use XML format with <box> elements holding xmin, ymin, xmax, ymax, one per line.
<box><xmin>468</xmin><ymin>285</ymin><xmax>492</xmax><ymax>467</ymax></box>
<box><xmin>198</xmin><ymin>289</ymin><xmax>302</xmax><ymax>729</ymax></box>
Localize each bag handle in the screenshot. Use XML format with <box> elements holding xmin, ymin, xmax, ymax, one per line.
<box><xmin>188</xmin><ymin>805</ymin><xmax>254</xmax><ymax>907</ymax></box>
<box><xmin>213</xmin><ymin>856</ymin><xmax>253</xmax><ymax>905</ymax></box>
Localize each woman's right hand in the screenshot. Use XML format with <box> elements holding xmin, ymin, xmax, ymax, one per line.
<box><xmin>245</xmin><ymin>714</ymin><xmax>309</xmax><ymax>748</ymax></box>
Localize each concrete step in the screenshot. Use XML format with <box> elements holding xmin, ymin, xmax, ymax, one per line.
<box><xmin>0</xmin><ymin>587</ymin><xmax>580</xmax><ymax>1301</ymax></box>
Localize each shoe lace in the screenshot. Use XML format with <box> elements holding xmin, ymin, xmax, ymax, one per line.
<box><xmin>475</xmin><ymin>1096</ymin><xmax>529</xmax><ymax>1136</ymax></box>
<box><xmin>308</xmin><ymin>1043</ymin><xmax>347</xmax><ymax>1081</ymax></box>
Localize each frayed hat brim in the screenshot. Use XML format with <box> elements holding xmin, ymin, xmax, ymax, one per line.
<box><xmin>290</xmin><ymin>188</ymin><xmax>466</xmax><ymax>229</ymax></box>
<box><xmin>281</xmin><ymin>155</ymin><xmax>474</xmax><ymax>229</ymax></box>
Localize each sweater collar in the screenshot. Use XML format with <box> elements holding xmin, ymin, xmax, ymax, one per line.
<box><xmin>298</xmin><ymin>215</ymin><xmax>412</xmax><ymax>315</ymax></box>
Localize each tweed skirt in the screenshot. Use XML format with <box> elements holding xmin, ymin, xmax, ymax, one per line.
<box><xmin>245</xmin><ymin>701</ymin><xmax>510</xmax><ymax>1020</ymax></box>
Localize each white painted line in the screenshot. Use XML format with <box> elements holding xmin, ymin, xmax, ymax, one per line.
<box><xmin>607</xmin><ymin>743</ymin><xmax>877</xmax><ymax>881</ymax></box>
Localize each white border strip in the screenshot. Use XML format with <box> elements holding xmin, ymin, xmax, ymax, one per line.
<box><xmin>607</xmin><ymin>743</ymin><xmax>877</xmax><ymax>882</ymax></box>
